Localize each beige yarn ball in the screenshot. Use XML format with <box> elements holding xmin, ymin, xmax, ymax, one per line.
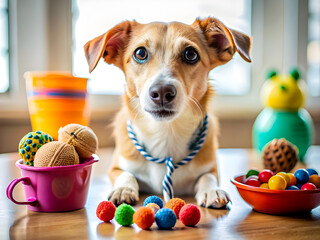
<box><xmin>58</xmin><ymin>124</ymin><xmax>98</xmax><ymax>159</ymax></box>
<box><xmin>34</xmin><ymin>141</ymin><xmax>79</xmax><ymax>167</ymax></box>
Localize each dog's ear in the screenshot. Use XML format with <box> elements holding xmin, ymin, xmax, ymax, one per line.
<box><xmin>192</xmin><ymin>17</ymin><xmax>252</xmax><ymax>67</ymax></box>
<box><xmin>84</xmin><ymin>21</ymin><xmax>135</xmax><ymax>73</ymax></box>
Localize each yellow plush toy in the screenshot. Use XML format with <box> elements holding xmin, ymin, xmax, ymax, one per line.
<box><xmin>261</xmin><ymin>69</ymin><xmax>307</xmax><ymax>111</ymax></box>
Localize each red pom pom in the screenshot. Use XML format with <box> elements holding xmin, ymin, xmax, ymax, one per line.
<box><xmin>133</xmin><ymin>207</ymin><xmax>155</xmax><ymax>230</ymax></box>
<box><xmin>96</xmin><ymin>201</ymin><xmax>116</xmax><ymax>222</ymax></box>
<box><xmin>179</xmin><ymin>204</ymin><xmax>201</xmax><ymax>226</ymax></box>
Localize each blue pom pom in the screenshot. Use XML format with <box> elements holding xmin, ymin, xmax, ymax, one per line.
<box><xmin>143</xmin><ymin>196</ymin><xmax>163</xmax><ymax>208</ymax></box>
<box><xmin>155</xmin><ymin>208</ymin><xmax>176</xmax><ymax>229</ymax></box>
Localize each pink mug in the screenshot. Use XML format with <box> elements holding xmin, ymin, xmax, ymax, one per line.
<box><xmin>6</xmin><ymin>155</ymin><xmax>99</xmax><ymax>212</ymax></box>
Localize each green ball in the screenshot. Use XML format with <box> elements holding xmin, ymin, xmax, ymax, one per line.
<box><xmin>246</xmin><ymin>169</ymin><xmax>259</xmax><ymax>178</ymax></box>
<box><xmin>115</xmin><ymin>203</ymin><xmax>135</xmax><ymax>226</ymax></box>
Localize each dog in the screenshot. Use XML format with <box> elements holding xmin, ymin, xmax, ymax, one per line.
<box><xmin>84</xmin><ymin>17</ymin><xmax>251</xmax><ymax>208</ymax></box>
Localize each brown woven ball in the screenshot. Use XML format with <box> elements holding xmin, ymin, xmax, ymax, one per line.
<box><xmin>262</xmin><ymin>138</ymin><xmax>298</xmax><ymax>173</ymax></box>
<box><xmin>58</xmin><ymin>124</ymin><xmax>98</xmax><ymax>159</ymax></box>
<box><xmin>34</xmin><ymin>141</ymin><xmax>79</xmax><ymax>167</ymax></box>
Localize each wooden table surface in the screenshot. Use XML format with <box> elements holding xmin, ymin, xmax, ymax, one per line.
<box><xmin>1</xmin><ymin>147</ymin><xmax>320</xmax><ymax>240</ymax></box>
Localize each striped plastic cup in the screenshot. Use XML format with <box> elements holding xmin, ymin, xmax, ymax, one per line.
<box><xmin>24</xmin><ymin>72</ymin><xmax>90</xmax><ymax>140</ymax></box>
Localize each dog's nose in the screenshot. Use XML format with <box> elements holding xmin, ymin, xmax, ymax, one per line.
<box><xmin>149</xmin><ymin>84</ymin><xmax>177</xmax><ymax>106</ymax></box>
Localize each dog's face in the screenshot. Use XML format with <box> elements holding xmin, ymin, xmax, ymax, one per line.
<box><xmin>84</xmin><ymin>18</ymin><xmax>251</xmax><ymax>121</ymax></box>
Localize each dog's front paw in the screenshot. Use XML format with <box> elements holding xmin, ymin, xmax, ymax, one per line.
<box><xmin>108</xmin><ymin>187</ymin><xmax>139</xmax><ymax>206</ymax></box>
<box><xmin>196</xmin><ymin>189</ymin><xmax>230</xmax><ymax>209</ymax></box>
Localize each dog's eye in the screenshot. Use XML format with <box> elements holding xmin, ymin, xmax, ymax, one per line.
<box><xmin>133</xmin><ymin>47</ymin><xmax>148</xmax><ymax>63</ymax></box>
<box><xmin>183</xmin><ymin>47</ymin><xmax>199</xmax><ymax>64</ymax></box>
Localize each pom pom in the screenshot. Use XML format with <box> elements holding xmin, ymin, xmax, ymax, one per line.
<box><xmin>96</xmin><ymin>201</ymin><xmax>116</xmax><ymax>222</ymax></box>
<box><xmin>143</xmin><ymin>196</ymin><xmax>163</xmax><ymax>208</ymax></box>
<box><xmin>179</xmin><ymin>204</ymin><xmax>201</xmax><ymax>226</ymax></box>
<box><xmin>145</xmin><ymin>203</ymin><xmax>160</xmax><ymax>214</ymax></box>
<box><xmin>133</xmin><ymin>207</ymin><xmax>155</xmax><ymax>230</ymax></box>
<box><xmin>115</xmin><ymin>203</ymin><xmax>135</xmax><ymax>226</ymax></box>
<box><xmin>164</xmin><ymin>198</ymin><xmax>185</xmax><ymax>218</ymax></box>
<box><xmin>155</xmin><ymin>208</ymin><xmax>176</xmax><ymax>229</ymax></box>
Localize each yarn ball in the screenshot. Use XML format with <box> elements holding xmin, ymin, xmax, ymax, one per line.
<box><xmin>58</xmin><ymin>123</ymin><xmax>98</xmax><ymax>159</ymax></box>
<box><xmin>115</xmin><ymin>203</ymin><xmax>135</xmax><ymax>226</ymax></box>
<box><xmin>96</xmin><ymin>201</ymin><xmax>116</xmax><ymax>222</ymax></box>
<box><xmin>19</xmin><ymin>131</ymin><xmax>53</xmax><ymax>166</ymax></box>
<box><xmin>155</xmin><ymin>208</ymin><xmax>176</xmax><ymax>229</ymax></box>
<box><xmin>179</xmin><ymin>204</ymin><xmax>201</xmax><ymax>226</ymax></box>
<box><xmin>143</xmin><ymin>196</ymin><xmax>163</xmax><ymax>208</ymax></box>
<box><xmin>133</xmin><ymin>207</ymin><xmax>155</xmax><ymax>230</ymax></box>
<box><xmin>145</xmin><ymin>203</ymin><xmax>160</xmax><ymax>214</ymax></box>
<box><xmin>262</xmin><ymin>138</ymin><xmax>298</xmax><ymax>173</ymax></box>
<box><xmin>164</xmin><ymin>198</ymin><xmax>186</xmax><ymax>219</ymax></box>
<box><xmin>34</xmin><ymin>141</ymin><xmax>79</xmax><ymax>167</ymax></box>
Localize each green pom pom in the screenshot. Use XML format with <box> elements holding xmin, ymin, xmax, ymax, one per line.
<box><xmin>267</xmin><ymin>70</ymin><xmax>278</xmax><ymax>80</ymax></box>
<box><xmin>115</xmin><ymin>203</ymin><xmax>135</xmax><ymax>226</ymax></box>
<box><xmin>290</xmin><ymin>68</ymin><xmax>300</xmax><ymax>81</ymax></box>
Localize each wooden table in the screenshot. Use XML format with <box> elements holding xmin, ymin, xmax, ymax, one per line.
<box><xmin>1</xmin><ymin>147</ymin><xmax>320</xmax><ymax>240</ymax></box>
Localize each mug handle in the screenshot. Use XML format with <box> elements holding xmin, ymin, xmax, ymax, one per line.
<box><xmin>6</xmin><ymin>177</ymin><xmax>37</xmax><ymax>206</ymax></box>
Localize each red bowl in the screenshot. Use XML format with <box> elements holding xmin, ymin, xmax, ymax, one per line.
<box><xmin>231</xmin><ymin>175</ymin><xmax>320</xmax><ymax>214</ymax></box>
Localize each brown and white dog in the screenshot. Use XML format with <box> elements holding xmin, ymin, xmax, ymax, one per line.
<box><xmin>84</xmin><ymin>17</ymin><xmax>251</xmax><ymax>208</ymax></box>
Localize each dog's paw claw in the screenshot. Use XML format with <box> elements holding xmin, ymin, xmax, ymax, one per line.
<box><xmin>108</xmin><ymin>187</ymin><xmax>139</xmax><ymax>206</ymax></box>
<box><xmin>197</xmin><ymin>189</ymin><xmax>230</xmax><ymax>209</ymax></box>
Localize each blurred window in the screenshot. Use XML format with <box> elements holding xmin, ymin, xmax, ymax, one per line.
<box><xmin>72</xmin><ymin>0</ymin><xmax>252</xmax><ymax>95</ymax></box>
<box><xmin>0</xmin><ymin>0</ymin><xmax>9</xmax><ymax>93</ymax></box>
<box><xmin>308</xmin><ymin>0</ymin><xmax>320</xmax><ymax>96</ymax></box>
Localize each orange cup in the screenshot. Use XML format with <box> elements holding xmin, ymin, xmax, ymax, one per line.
<box><xmin>24</xmin><ymin>72</ymin><xmax>90</xmax><ymax>140</ymax></box>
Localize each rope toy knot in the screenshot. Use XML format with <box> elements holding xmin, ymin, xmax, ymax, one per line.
<box><xmin>127</xmin><ymin>114</ymin><xmax>209</xmax><ymax>202</ymax></box>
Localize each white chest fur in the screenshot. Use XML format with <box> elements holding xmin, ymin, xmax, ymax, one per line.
<box><xmin>119</xmin><ymin>110</ymin><xmax>212</xmax><ymax>195</ymax></box>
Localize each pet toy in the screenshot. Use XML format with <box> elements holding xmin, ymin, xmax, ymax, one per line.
<box><xmin>258</xmin><ymin>169</ymin><xmax>274</xmax><ymax>183</ymax></box>
<box><xmin>262</xmin><ymin>138</ymin><xmax>298</xmax><ymax>173</ymax></box>
<box><xmin>145</xmin><ymin>203</ymin><xmax>160</xmax><ymax>214</ymax></box>
<box><xmin>143</xmin><ymin>196</ymin><xmax>163</xmax><ymax>208</ymax></box>
<box><xmin>308</xmin><ymin>175</ymin><xmax>320</xmax><ymax>188</ymax></box>
<box><xmin>96</xmin><ymin>201</ymin><xmax>116</xmax><ymax>222</ymax></box>
<box><xmin>294</xmin><ymin>169</ymin><xmax>310</xmax><ymax>184</ymax></box>
<box><xmin>301</xmin><ymin>183</ymin><xmax>317</xmax><ymax>190</ymax></box>
<box><xmin>155</xmin><ymin>208</ymin><xmax>176</xmax><ymax>229</ymax></box>
<box><xmin>19</xmin><ymin>131</ymin><xmax>53</xmax><ymax>166</ymax></box>
<box><xmin>34</xmin><ymin>141</ymin><xmax>79</xmax><ymax>167</ymax></box>
<box><xmin>115</xmin><ymin>203</ymin><xmax>135</xmax><ymax>226</ymax></box>
<box><xmin>133</xmin><ymin>207</ymin><xmax>155</xmax><ymax>230</ymax></box>
<box><xmin>253</xmin><ymin>69</ymin><xmax>314</xmax><ymax>161</ymax></box>
<box><xmin>268</xmin><ymin>175</ymin><xmax>287</xmax><ymax>190</ymax></box>
<box><xmin>58</xmin><ymin>123</ymin><xmax>98</xmax><ymax>159</ymax></box>
<box><xmin>179</xmin><ymin>204</ymin><xmax>201</xmax><ymax>226</ymax></box>
<box><xmin>164</xmin><ymin>198</ymin><xmax>186</xmax><ymax>218</ymax></box>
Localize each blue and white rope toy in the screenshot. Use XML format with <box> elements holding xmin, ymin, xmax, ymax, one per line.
<box><xmin>127</xmin><ymin>114</ymin><xmax>209</xmax><ymax>202</ymax></box>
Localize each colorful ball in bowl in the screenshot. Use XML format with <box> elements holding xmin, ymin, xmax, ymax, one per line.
<box><xmin>231</xmin><ymin>174</ymin><xmax>320</xmax><ymax>214</ymax></box>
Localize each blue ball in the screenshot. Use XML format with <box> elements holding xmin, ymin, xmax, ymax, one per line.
<box><xmin>306</xmin><ymin>168</ymin><xmax>318</xmax><ymax>176</ymax></box>
<box><xmin>155</xmin><ymin>208</ymin><xmax>176</xmax><ymax>229</ymax></box>
<box><xmin>143</xmin><ymin>196</ymin><xmax>163</xmax><ymax>208</ymax></box>
<box><xmin>287</xmin><ymin>185</ymin><xmax>300</xmax><ymax>190</ymax></box>
<box><xmin>296</xmin><ymin>183</ymin><xmax>303</xmax><ymax>189</ymax></box>
<box><xmin>294</xmin><ymin>169</ymin><xmax>310</xmax><ymax>184</ymax></box>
